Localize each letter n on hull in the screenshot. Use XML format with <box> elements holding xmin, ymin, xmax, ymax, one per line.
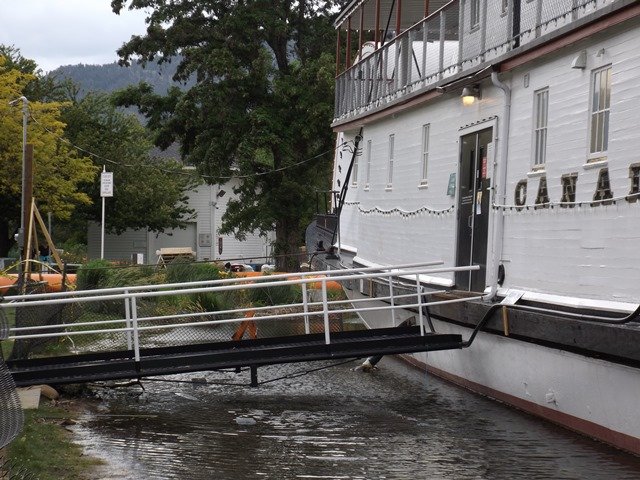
<box><xmin>455</xmin><ymin>128</ymin><xmax>492</xmax><ymax>292</ymax></box>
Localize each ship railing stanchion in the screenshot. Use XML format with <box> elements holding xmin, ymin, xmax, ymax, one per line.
<box><xmin>416</xmin><ymin>274</ymin><xmax>424</xmax><ymax>336</ymax></box>
<box><xmin>131</xmin><ymin>296</ymin><xmax>141</xmax><ymax>364</ymax></box>
<box><xmin>302</xmin><ymin>282</ymin><xmax>310</xmax><ymax>335</ymax></box>
<box><xmin>322</xmin><ymin>279</ymin><xmax>331</xmax><ymax>345</ymax></box>
<box><xmin>124</xmin><ymin>289</ymin><xmax>133</xmax><ymax>351</ymax></box>
<box><xmin>388</xmin><ymin>274</ymin><xmax>396</xmax><ymax>326</ymax></box>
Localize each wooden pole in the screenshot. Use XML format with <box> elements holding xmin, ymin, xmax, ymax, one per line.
<box><xmin>33</xmin><ymin>203</ymin><xmax>64</xmax><ymax>271</ymax></box>
<box><xmin>502</xmin><ymin>306</ymin><xmax>510</xmax><ymax>336</ymax></box>
<box><xmin>425</xmin><ymin>0</ymin><xmax>430</xmax><ymax>17</ymax></box>
<box><xmin>21</xmin><ymin>144</ymin><xmax>33</xmax><ymax>261</ymax></box>
<box><xmin>24</xmin><ymin>197</ymin><xmax>35</xmax><ymax>284</ymax></box>
<box><xmin>396</xmin><ymin>0</ymin><xmax>402</xmax><ymax>35</ymax></box>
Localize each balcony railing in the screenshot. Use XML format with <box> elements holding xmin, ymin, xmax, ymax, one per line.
<box><xmin>334</xmin><ymin>0</ymin><xmax>615</xmax><ymax>121</ymax></box>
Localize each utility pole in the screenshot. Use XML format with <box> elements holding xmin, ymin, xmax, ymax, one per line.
<box><xmin>10</xmin><ymin>96</ymin><xmax>28</xmax><ymax>290</ymax></box>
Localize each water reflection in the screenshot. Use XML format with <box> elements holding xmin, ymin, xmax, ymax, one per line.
<box><xmin>74</xmin><ymin>358</ymin><xmax>640</xmax><ymax>479</ymax></box>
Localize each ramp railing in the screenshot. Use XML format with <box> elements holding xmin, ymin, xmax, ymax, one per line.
<box><xmin>0</xmin><ymin>261</ymin><xmax>480</xmax><ymax>364</ymax></box>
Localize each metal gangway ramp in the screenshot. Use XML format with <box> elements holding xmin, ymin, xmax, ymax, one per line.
<box><xmin>0</xmin><ymin>262</ymin><xmax>481</xmax><ymax>387</ymax></box>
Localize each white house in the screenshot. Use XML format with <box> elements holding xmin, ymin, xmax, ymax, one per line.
<box><xmin>88</xmin><ymin>177</ymin><xmax>274</xmax><ymax>265</ymax></box>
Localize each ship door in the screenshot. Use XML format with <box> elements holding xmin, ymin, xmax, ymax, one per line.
<box><xmin>455</xmin><ymin>128</ymin><xmax>492</xmax><ymax>292</ymax></box>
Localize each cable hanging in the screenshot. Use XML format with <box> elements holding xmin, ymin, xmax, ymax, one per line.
<box><xmin>29</xmin><ymin>112</ymin><xmax>348</xmax><ymax>181</ymax></box>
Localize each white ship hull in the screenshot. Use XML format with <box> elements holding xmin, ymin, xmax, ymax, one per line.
<box><xmin>327</xmin><ymin>0</ymin><xmax>640</xmax><ymax>453</ymax></box>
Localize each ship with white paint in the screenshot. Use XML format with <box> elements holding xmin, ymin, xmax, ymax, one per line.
<box><xmin>312</xmin><ymin>0</ymin><xmax>640</xmax><ymax>454</ymax></box>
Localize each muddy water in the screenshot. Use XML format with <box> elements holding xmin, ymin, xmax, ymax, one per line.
<box><xmin>74</xmin><ymin>358</ymin><xmax>640</xmax><ymax>479</ymax></box>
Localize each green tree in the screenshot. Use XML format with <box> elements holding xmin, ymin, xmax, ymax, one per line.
<box><xmin>0</xmin><ymin>57</ymin><xmax>96</xmax><ymax>257</ymax></box>
<box><xmin>111</xmin><ymin>0</ymin><xmax>337</xmax><ymax>270</ymax></box>
<box><xmin>60</xmin><ymin>93</ymin><xmax>197</xmax><ymax>237</ymax></box>
<box><xmin>0</xmin><ymin>45</ymin><xmax>79</xmax><ymax>103</ymax></box>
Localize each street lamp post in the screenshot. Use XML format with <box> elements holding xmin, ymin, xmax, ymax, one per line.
<box><xmin>9</xmin><ymin>96</ymin><xmax>29</xmax><ymax>289</ymax></box>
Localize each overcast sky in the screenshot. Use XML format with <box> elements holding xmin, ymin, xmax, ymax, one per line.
<box><xmin>0</xmin><ymin>0</ymin><xmax>149</xmax><ymax>72</ymax></box>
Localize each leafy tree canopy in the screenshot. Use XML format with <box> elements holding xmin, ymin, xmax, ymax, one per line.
<box><xmin>60</xmin><ymin>93</ymin><xmax>197</xmax><ymax>235</ymax></box>
<box><xmin>111</xmin><ymin>0</ymin><xmax>338</xmax><ymax>270</ymax></box>
<box><xmin>0</xmin><ymin>45</ymin><xmax>79</xmax><ymax>103</ymax></box>
<box><xmin>0</xmin><ymin>56</ymin><xmax>96</xmax><ymax>256</ymax></box>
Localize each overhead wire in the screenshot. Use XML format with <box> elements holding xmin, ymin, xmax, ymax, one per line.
<box><xmin>28</xmin><ymin>111</ymin><xmax>349</xmax><ymax>181</ymax></box>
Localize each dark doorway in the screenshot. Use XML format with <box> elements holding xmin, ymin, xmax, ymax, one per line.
<box><xmin>455</xmin><ymin>128</ymin><xmax>493</xmax><ymax>292</ymax></box>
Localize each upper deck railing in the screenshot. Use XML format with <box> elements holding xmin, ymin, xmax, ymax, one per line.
<box><xmin>334</xmin><ymin>0</ymin><xmax>617</xmax><ymax>121</ymax></box>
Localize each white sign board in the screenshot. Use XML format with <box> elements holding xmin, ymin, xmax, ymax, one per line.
<box><xmin>100</xmin><ymin>171</ymin><xmax>114</xmax><ymax>197</ymax></box>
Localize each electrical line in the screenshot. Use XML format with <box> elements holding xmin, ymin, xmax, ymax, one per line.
<box><xmin>29</xmin><ymin>111</ymin><xmax>348</xmax><ymax>181</ymax></box>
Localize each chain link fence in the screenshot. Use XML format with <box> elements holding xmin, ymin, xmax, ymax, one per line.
<box><xmin>0</xmin><ymin>308</ymin><xmax>23</xmax><ymax>451</ymax></box>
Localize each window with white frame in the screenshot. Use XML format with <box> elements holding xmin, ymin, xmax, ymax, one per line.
<box><xmin>351</xmin><ymin>142</ymin><xmax>359</xmax><ymax>186</ymax></box>
<box><xmin>365</xmin><ymin>139</ymin><xmax>372</xmax><ymax>188</ymax></box>
<box><xmin>590</xmin><ymin>65</ymin><xmax>612</xmax><ymax>157</ymax></box>
<box><xmin>387</xmin><ymin>134</ymin><xmax>394</xmax><ymax>188</ymax></box>
<box><xmin>470</xmin><ymin>0</ymin><xmax>480</xmax><ymax>28</ymax></box>
<box><xmin>420</xmin><ymin>124</ymin><xmax>430</xmax><ymax>184</ymax></box>
<box><xmin>533</xmin><ymin>88</ymin><xmax>549</xmax><ymax>168</ymax></box>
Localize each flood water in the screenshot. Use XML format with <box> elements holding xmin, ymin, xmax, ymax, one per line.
<box><xmin>74</xmin><ymin>357</ymin><xmax>640</xmax><ymax>479</ymax></box>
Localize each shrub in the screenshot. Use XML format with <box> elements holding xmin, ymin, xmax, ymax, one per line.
<box><xmin>166</xmin><ymin>259</ymin><xmax>221</xmax><ymax>284</ymax></box>
<box><xmin>99</xmin><ymin>265</ymin><xmax>162</xmax><ymax>288</ymax></box>
<box><xmin>76</xmin><ymin>259</ymin><xmax>112</xmax><ymax>290</ymax></box>
<box><xmin>249</xmin><ymin>279</ymin><xmax>300</xmax><ymax>307</ymax></box>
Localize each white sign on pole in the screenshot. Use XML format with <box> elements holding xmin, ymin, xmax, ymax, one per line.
<box><xmin>101</xmin><ymin>171</ymin><xmax>114</xmax><ymax>197</ymax></box>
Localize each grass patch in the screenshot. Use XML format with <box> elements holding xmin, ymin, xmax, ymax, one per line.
<box><xmin>8</xmin><ymin>404</ymin><xmax>103</xmax><ymax>480</ymax></box>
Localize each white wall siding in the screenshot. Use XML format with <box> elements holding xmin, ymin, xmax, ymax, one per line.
<box><xmin>501</xmin><ymin>21</ymin><xmax>640</xmax><ymax>303</ymax></box>
<box><xmin>335</xmin><ymin>16</ymin><xmax>640</xmax><ymax>304</ymax></box>
<box><xmin>87</xmin><ymin>222</ymin><xmax>147</xmax><ymax>262</ymax></box>
<box><xmin>88</xmin><ymin>178</ymin><xmax>275</xmax><ymax>265</ymax></box>
<box><xmin>336</xmin><ymin>86</ymin><xmax>503</xmax><ymax>284</ymax></box>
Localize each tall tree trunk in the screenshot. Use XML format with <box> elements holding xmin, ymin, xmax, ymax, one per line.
<box><xmin>274</xmin><ymin>217</ymin><xmax>302</xmax><ymax>272</ymax></box>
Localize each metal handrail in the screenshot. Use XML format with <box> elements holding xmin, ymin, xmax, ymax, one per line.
<box><xmin>4</xmin><ymin>264</ymin><xmax>480</xmax><ymax>360</ymax></box>
<box><xmin>1</xmin><ymin>260</ymin><xmax>445</xmax><ymax>303</ymax></box>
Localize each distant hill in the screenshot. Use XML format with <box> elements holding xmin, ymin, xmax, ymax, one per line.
<box><xmin>49</xmin><ymin>59</ymin><xmax>193</xmax><ymax>162</ymax></box>
<box><xmin>49</xmin><ymin>59</ymin><xmax>194</xmax><ymax>97</ymax></box>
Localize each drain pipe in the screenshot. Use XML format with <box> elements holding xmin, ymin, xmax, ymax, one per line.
<box><xmin>486</xmin><ymin>69</ymin><xmax>511</xmax><ymax>301</ymax></box>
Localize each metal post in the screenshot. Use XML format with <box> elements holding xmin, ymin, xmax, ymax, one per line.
<box><xmin>131</xmin><ymin>296</ymin><xmax>140</xmax><ymax>362</ymax></box>
<box><xmin>100</xmin><ymin>196</ymin><xmax>106</xmax><ymax>259</ymax></box>
<box><xmin>480</xmin><ymin>0</ymin><xmax>488</xmax><ymax>55</ymax></box>
<box><xmin>18</xmin><ymin>97</ymin><xmax>28</xmax><ymax>241</ymax></box>
<box><xmin>535</xmin><ymin>0</ymin><xmax>542</xmax><ymax>38</ymax></box>
<box><xmin>100</xmin><ymin>166</ymin><xmax>106</xmax><ymax>260</ymax></box>
<box><xmin>422</xmin><ymin>18</ymin><xmax>428</xmax><ymax>81</ymax></box>
<box><xmin>416</xmin><ymin>274</ymin><xmax>424</xmax><ymax>335</ymax></box>
<box><xmin>388</xmin><ymin>275</ymin><xmax>396</xmax><ymax>326</ymax></box>
<box><xmin>346</xmin><ymin>16</ymin><xmax>352</xmax><ymax>68</ymax></box>
<box><xmin>124</xmin><ymin>289</ymin><xmax>133</xmax><ymax>350</ymax></box>
<box><xmin>302</xmin><ymin>282</ymin><xmax>310</xmax><ymax>334</ymax></box>
<box><xmin>438</xmin><ymin>11</ymin><xmax>445</xmax><ymax>79</ymax></box>
<box><xmin>250</xmin><ymin>366</ymin><xmax>258</xmax><ymax>387</ymax></box>
<box><xmin>10</xmin><ymin>96</ymin><xmax>28</xmax><ymax>290</ymax></box>
<box><xmin>322</xmin><ymin>279</ymin><xmax>331</xmax><ymax>345</ymax></box>
<box><xmin>458</xmin><ymin>1</ymin><xmax>464</xmax><ymax>72</ymax></box>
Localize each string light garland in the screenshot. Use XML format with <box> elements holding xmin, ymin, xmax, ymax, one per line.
<box><xmin>344</xmin><ymin>201</ymin><xmax>454</xmax><ymax>217</ymax></box>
